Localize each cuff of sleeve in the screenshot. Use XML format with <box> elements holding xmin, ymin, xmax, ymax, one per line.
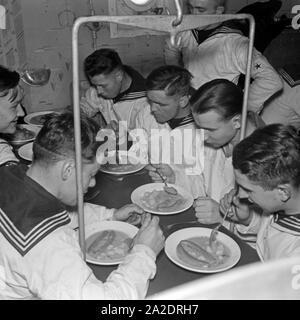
<box><xmin>131</xmin><ymin>244</ymin><xmax>157</xmax><ymax>262</ymax></box>
<box><xmin>108</xmin><ymin>208</ymin><xmax>116</xmax><ymax>221</ymax></box>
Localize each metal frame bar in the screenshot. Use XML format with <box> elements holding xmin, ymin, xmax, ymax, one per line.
<box><xmin>0</xmin><ymin>5</ymin><xmax>5</xmax><ymax>29</ymax></box>
<box><xmin>72</xmin><ymin>10</ymin><xmax>255</xmax><ymax>259</ymax></box>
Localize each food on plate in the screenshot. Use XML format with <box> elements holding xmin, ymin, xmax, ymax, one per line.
<box><xmin>141</xmin><ymin>189</ymin><xmax>185</xmax><ymax>212</ymax></box>
<box><xmin>176</xmin><ymin>236</ymin><xmax>230</xmax><ymax>268</ymax></box>
<box><xmin>87</xmin><ymin>230</ymin><xmax>132</xmax><ymax>261</ymax></box>
<box><xmin>30</xmin><ymin>114</ymin><xmax>50</xmax><ymax>125</ymax></box>
<box><xmin>163</xmin><ymin>185</ymin><xmax>178</xmax><ymax>195</ymax></box>
<box><xmin>5</xmin><ymin>126</ymin><xmax>35</xmax><ymax>142</ymax></box>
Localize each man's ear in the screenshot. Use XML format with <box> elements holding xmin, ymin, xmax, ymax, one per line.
<box><xmin>115</xmin><ymin>68</ymin><xmax>124</xmax><ymax>81</ymax></box>
<box><xmin>277</xmin><ymin>184</ymin><xmax>292</xmax><ymax>202</ymax></box>
<box><xmin>216</xmin><ymin>6</ymin><xmax>225</xmax><ymax>14</ymax></box>
<box><xmin>178</xmin><ymin>95</ymin><xmax>190</xmax><ymax>109</ymax></box>
<box><xmin>61</xmin><ymin>160</ymin><xmax>75</xmax><ymax>181</ymax></box>
<box><xmin>231</xmin><ymin>114</ymin><xmax>241</xmax><ymax>129</ymax></box>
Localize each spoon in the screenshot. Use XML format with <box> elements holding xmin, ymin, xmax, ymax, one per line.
<box><xmin>150</xmin><ymin>164</ymin><xmax>178</xmax><ymax>195</ymax></box>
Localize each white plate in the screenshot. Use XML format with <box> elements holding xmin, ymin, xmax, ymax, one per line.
<box><xmin>131</xmin><ymin>182</ymin><xmax>193</xmax><ymax>215</ymax></box>
<box><xmin>99</xmin><ymin>150</ymin><xmax>146</xmax><ymax>175</ymax></box>
<box><xmin>165</xmin><ymin>227</ymin><xmax>241</xmax><ymax>273</ymax></box>
<box><xmin>85</xmin><ymin>221</ymin><xmax>138</xmax><ymax>266</ymax></box>
<box><xmin>24</xmin><ymin>111</ymin><xmax>58</xmax><ymax>126</ymax></box>
<box><xmin>6</xmin><ymin>124</ymin><xmax>40</xmax><ymax>145</ymax></box>
<box><xmin>18</xmin><ymin>142</ymin><xmax>33</xmax><ymax>161</ymax></box>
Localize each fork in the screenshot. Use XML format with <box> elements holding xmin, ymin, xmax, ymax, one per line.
<box><xmin>209</xmin><ymin>207</ymin><xmax>231</xmax><ymax>246</ymax></box>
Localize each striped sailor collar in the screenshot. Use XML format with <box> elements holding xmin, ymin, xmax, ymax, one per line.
<box><xmin>167</xmin><ymin>113</ymin><xmax>194</xmax><ymax>130</ymax></box>
<box><xmin>273</xmin><ymin>211</ymin><xmax>300</xmax><ymax>234</ymax></box>
<box><xmin>113</xmin><ymin>65</ymin><xmax>146</xmax><ymax>103</ymax></box>
<box><xmin>0</xmin><ymin>164</ymin><xmax>70</xmax><ymax>256</ymax></box>
<box><xmin>279</xmin><ymin>64</ymin><xmax>300</xmax><ymax>88</ymax></box>
<box><xmin>192</xmin><ymin>24</ymin><xmax>243</xmax><ymax>46</ymax></box>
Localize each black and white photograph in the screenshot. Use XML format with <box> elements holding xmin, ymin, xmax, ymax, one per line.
<box><xmin>0</xmin><ymin>0</ymin><xmax>300</xmax><ymax>305</ymax></box>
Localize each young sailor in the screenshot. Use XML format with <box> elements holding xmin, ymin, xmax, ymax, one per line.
<box><xmin>0</xmin><ymin>111</ymin><xmax>164</xmax><ymax>299</ymax></box>
<box><xmin>0</xmin><ymin>65</ymin><xmax>25</xmax><ymax>166</ymax></box>
<box><xmin>164</xmin><ymin>0</ymin><xmax>282</xmax><ymax>113</ymax></box>
<box><xmin>220</xmin><ymin>124</ymin><xmax>300</xmax><ymax>260</ymax></box>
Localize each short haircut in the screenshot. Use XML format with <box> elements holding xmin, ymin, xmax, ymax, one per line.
<box><xmin>0</xmin><ymin>65</ymin><xmax>20</xmax><ymax>98</ymax></box>
<box><xmin>233</xmin><ymin>124</ymin><xmax>300</xmax><ymax>190</ymax></box>
<box><xmin>84</xmin><ymin>48</ymin><xmax>123</xmax><ymax>79</ymax></box>
<box><xmin>33</xmin><ymin>111</ymin><xmax>101</xmax><ymax>165</ymax></box>
<box><xmin>187</xmin><ymin>0</ymin><xmax>226</xmax><ymax>9</ymax></box>
<box><xmin>146</xmin><ymin>65</ymin><xmax>193</xmax><ymax>97</ymax></box>
<box><xmin>191</xmin><ymin>79</ymin><xmax>243</xmax><ymax>120</ymax></box>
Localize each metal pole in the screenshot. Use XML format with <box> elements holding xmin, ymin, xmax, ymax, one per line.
<box><xmin>0</xmin><ymin>5</ymin><xmax>5</xmax><ymax>29</ymax></box>
<box><xmin>240</xmin><ymin>14</ymin><xmax>255</xmax><ymax>141</ymax></box>
<box><xmin>229</xmin><ymin>14</ymin><xmax>255</xmax><ymax>233</ymax></box>
<box><xmin>172</xmin><ymin>0</ymin><xmax>183</xmax><ymax>26</ymax></box>
<box><xmin>72</xmin><ymin>19</ymin><xmax>86</xmax><ymax>259</ymax></box>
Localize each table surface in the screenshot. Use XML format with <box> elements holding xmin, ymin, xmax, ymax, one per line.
<box><xmin>85</xmin><ymin>168</ymin><xmax>260</xmax><ymax>297</ymax></box>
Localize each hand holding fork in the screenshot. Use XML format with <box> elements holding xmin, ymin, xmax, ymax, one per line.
<box><xmin>209</xmin><ymin>207</ymin><xmax>232</xmax><ymax>246</ymax></box>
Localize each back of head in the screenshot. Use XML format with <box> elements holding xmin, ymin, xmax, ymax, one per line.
<box><xmin>0</xmin><ymin>65</ymin><xmax>20</xmax><ymax>97</ymax></box>
<box><xmin>33</xmin><ymin>111</ymin><xmax>100</xmax><ymax>166</ymax></box>
<box><xmin>233</xmin><ymin>124</ymin><xmax>300</xmax><ymax>190</ymax></box>
<box><xmin>84</xmin><ymin>48</ymin><xmax>123</xmax><ymax>80</ymax></box>
<box><xmin>146</xmin><ymin>65</ymin><xmax>193</xmax><ymax>97</ymax></box>
<box><xmin>191</xmin><ymin>78</ymin><xmax>243</xmax><ymax>120</ymax></box>
<box><xmin>187</xmin><ymin>0</ymin><xmax>226</xmax><ymax>14</ymax></box>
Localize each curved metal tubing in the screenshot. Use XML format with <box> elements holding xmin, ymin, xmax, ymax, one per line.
<box><xmin>172</xmin><ymin>0</ymin><xmax>183</xmax><ymax>27</ymax></box>
<box><xmin>72</xmin><ymin>13</ymin><xmax>255</xmax><ymax>258</ymax></box>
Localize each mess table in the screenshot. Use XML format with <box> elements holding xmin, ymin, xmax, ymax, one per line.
<box><xmin>85</xmin><ymin>168</ymin><xmax>260</xmax><ymax>297</ymax></box>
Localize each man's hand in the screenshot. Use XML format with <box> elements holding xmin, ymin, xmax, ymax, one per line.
<box><xmin>193</xmin><ymin>197</ymin><xmax>222</xmax><ymax>224</ymax></box>
<box><xmin>133</xmin><ymin>213</ymin><xmax>165</xmax><ymax>256</ymax></box>
<box><xmin>219</xmin><ymin>189</ymin><xmax>252</xmax><ymax>225</ymax></box>
<box><xmin>106</xmin><ymin>120</ymin><xmax>119</xmax><ymax>132</ymax></box>
<box><xmin>114</xmin><ymin>204</ymin><xmax>144</xmax><ymax>226</ymax></box>
<box><xmin>145</xmin><ymin>163</ymin><xmax>175</xmax><ymax>184</ymax></box>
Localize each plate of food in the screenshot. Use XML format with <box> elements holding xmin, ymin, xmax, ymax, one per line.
<box><xmin>131</xmin><ymin>183</ymin><xmax>193</xmax><ymax>215</ymax></box>
<box><xmin>165</xmin><ymin>227</ymin><xmax>241</xmax><ymax>273</ymax></box>
<box><xmin>18</xmin><ymin>142</ymin><xmax>33</xmax><ymax>162</ymax></box>
<box><xmin>24</xmin><ymin>111</ymin><xmax>58</xmax><ymax>126</ymax></box>
<box><xmin>99</xmin><ymin>150</ymin><xmax>146</xmax><ymax>175</ymax></box>
<box><xmin>85</xmin><ymin>221</ymin><xmax>138</xmax><ymax>266</ymax></box>
<box><xmin>4</xmin><ymin>124</ymin><xmax>40</xmax><ymax>146</ymax></box>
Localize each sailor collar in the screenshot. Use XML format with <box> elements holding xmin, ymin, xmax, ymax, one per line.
<box><xmin>191</xmin><ymin>25</ymin><xmax>243</xmax><ymax>45</ymax></box>
<box><xmin>0</xmin><ymin>164</ymin><xmax>70</xmax><ymax>256</ymax></box>
<box><xmin>273</xmin><ymin>211</ymin><xmax>300</xmax><ymax>235</ymax></box>
<box><xmin>167</xmin><ymin>113</ymin><xmax>194</xmax><ymax>130</ymax></box>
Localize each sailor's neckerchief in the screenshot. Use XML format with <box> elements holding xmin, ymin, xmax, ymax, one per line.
<box><xmin>272</xmin><ymin>211</ymin><xmax>300</xmax><ymax>235</ymax></box>
<box><xmin>0</xmin><ymin>164</ymin><xmax>70</xmax><ymax>256</ymax></box>
<box><xmin>113</xmin><ymin>65</ymin><xmax>147</xmax><ymax>103</ymax></box>
<box><xmin>191</xmin><ymin>23</ymin><xmax>243</xmax><ymax>46</ymax></box>
<box><xmin>167</xmin><ymin>113</ymin><xmax>194</xmax><ymax>130</ymax></box>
